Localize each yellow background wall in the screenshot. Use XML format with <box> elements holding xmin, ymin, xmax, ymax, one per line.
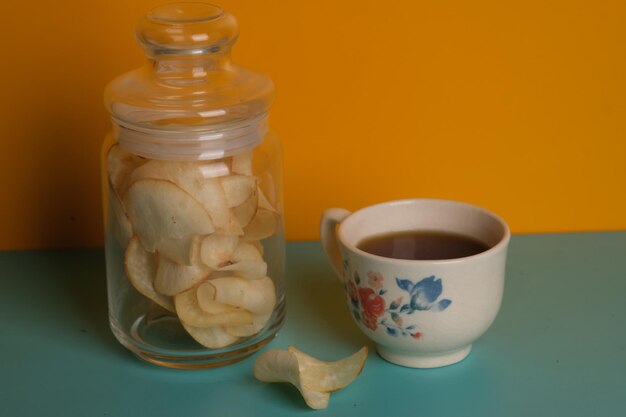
<box><xmin>1</xmin><ymin>0</ymin><xmax>625</xmax><ymax>250</ymax></box>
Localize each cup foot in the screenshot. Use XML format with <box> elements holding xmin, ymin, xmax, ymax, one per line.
<box><xmin>376</xmin><ymin>345</ymin><xmax>472</xmax><ymax>368</ymax></box>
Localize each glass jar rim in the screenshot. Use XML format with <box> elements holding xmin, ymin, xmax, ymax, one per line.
<box><xmin>113</xmin><ymin>113</ymin><xmax>269</xmax><ymax>161</ymax></box>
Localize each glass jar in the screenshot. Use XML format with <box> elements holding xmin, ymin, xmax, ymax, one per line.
<box><xmin>101</xmin><ymin>2</ymin><xmax>285</xmax><ymax>369</ymax></box>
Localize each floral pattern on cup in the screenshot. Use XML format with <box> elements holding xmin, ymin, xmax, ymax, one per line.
<box><xmin>345</xmin><ymin>268</ymin><xmax>452</xmax><ymax>339</ymax></box>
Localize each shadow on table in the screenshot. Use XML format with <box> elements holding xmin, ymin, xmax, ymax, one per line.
<box><xmin>284</xmin><ymin>242</ymin><xmax>370</xmax><ymax>353</ymax></box>
<box><xmin>11</xmin><ymin>243</ymin><xmax>369</xmax><ymax>367</ymax></box>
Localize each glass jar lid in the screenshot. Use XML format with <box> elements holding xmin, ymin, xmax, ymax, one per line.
<box><xmin>104</xmin><ymin>2</ymin><xmax>274</xmax><ymax>160</ymax></box>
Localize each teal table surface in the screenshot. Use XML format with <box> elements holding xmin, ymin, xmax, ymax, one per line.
<box><xmin>1</xmin><ymin>233</ymin><xmax>625</xmax><ymax>416</ymax></box>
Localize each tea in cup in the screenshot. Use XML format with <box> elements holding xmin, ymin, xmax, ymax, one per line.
<box><xmin>320</xmin><ymin>199</ymin><xmax>510</xmax><ymax>368</ymax></box>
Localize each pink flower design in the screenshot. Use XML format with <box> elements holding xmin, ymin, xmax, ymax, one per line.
<box><xmin>358</xmin><ymin>287</ymin><xmax>386</xmax><ymax>317</ymax></box>
<box><xmin>362</xmin><ymin>312</ymin><xmax>379</xmax><ymax>331</ymax></box>
<box><xmin>358</xmin><ymin>287</ymin><xmax>385</xmax><ymax>331</ymax></box>
<box><xmin>367</xmin><ymin>271</ymin><xmax>384</xmax><ymax>289</ymax></box>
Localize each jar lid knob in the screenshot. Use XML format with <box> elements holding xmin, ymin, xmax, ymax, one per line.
<box><xmin>136</xmin><ymin>2</ymin><xmax>238</xmax><ymax>56</ymax></box>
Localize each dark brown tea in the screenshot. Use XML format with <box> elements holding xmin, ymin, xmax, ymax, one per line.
<box><xmin>357</xmin><ymin>230</ymin><xmax>490</xmax><ymax>260</ymax></box>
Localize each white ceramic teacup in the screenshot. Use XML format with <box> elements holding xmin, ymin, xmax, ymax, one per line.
<box><xmin>320</xmin><ymin>199</ymin><xmax>510</xmax><ymax>368</ymax></box>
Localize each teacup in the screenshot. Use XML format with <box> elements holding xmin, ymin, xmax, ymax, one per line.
<box><xmin>320</xmin><ymin>199</ymin><xmax>510</xmax><ymax>368</ymax></box>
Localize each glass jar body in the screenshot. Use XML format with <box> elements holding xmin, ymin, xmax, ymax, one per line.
<box><xmin>101</xmin><ymin>131</ymin><xmax>285</xmax><ymax>369</ymax></box>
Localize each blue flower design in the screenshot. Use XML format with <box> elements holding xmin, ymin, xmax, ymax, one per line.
<box><xmin>395</xmin><ymin>276</ymin><xmax>452</xmax><ymax>312</ymax></box>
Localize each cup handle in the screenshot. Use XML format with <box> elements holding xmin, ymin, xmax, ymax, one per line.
<box><xmin>320</xmin><ymin>208</ymin><xmax>352</xmax><ymax>281</ymax></box>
